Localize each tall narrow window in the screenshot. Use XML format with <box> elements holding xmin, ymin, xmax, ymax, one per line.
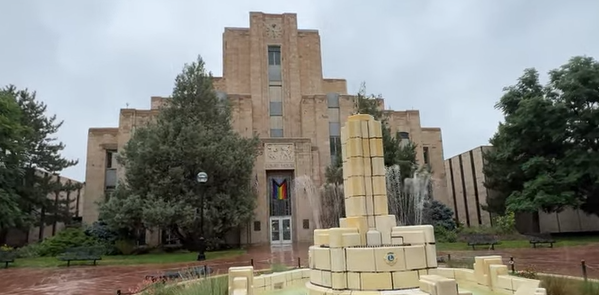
<box><xmin>105</xmin><ymin>150</ymin><xmax>117</xmax><ymax>189</ymax></box>
<box><xmin>327</xmin><ymin>93</ymin><xmax>341</xmax><ymax>164</ymax></box>
<box><xmin>268</xmin><ymin>46</ymin><xmax>281</xmax><ymax>65</ymax></box>
<box><xmin>423</xmin><ymin>146</ymin><xmax>430</xmax><ymax>165</ymax></box>
<box><xmin>398</xmin><ymin>132</ymin><xmax>410</xmax><ymax>147</ymax></box>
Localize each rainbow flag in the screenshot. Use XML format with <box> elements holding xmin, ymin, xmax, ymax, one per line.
<box><xmin>272</xmin><ymin>179</ymin><xmax>288</xmax><ymax>200</ymax></box>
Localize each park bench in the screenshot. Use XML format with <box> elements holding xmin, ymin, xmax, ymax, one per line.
<box><xmin>0</xmin><ymin>250</ymin><xmax>16</xmax><ymax>268</ymax></box>
<box><xmin>57</xmin><ymin>246</ymin><xmax>103</xmax><ymax>267</ymax></box>
<box><xmin>527</xmin><ymin>233</ymin><xmax>556</xmax><ymax>248</ymax></box>
<box><xmin>145</xmin><ymin>265</ymin><xmax>213</xmax><ymax>282</ymax></box>
<box><xmin>465</xmin><ymin>234</ymin><xmax>500</xmax><ymax>250</ymax></box>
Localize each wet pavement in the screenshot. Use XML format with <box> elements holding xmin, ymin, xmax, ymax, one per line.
<box><xmin>0</xmin><ymin>243</ymin><xmax>598</xmax><ymax>295</ymax></box>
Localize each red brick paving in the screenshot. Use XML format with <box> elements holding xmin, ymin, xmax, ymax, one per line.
<box><xmin>0</xmin><ymin>243</ymin><xmax>598</xmax><ymax>295</ymax></box>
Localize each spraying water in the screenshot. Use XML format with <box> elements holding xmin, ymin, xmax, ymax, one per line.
<box><xmin>294</xmin><ymin>165</ymin><xmax>431</xmax><ymax>229</ymax></box>
<box><xmin>386</xmin><ymin>165</ymin><xmax>431</xmax><ymax>226</ymax></box>
<box><xmin>293</xmin><ymin>175</ymin><xmax>322</xmax><ymax>229</ymax></box>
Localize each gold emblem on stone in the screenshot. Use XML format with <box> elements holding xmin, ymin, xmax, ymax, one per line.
<box><xmin>384</xmin><ymin>251</ymin><xmax>397</xmax><ymax>266</ymax></box>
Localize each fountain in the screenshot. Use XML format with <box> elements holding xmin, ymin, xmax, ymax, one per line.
<box><xmin>228</xmin><ymin>114</ymin><xmax>547</xmax><ymax>295</ymax></box>
<box><xmin>387</xmin><ymin>165</ymin><xmax>431</xmax><ymax>226</ymax></box>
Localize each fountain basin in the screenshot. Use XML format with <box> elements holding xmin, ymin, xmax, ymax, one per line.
<box><xmin>228</xmin><ymin>258</ymin><xmax>547</xmax><ymax>295</ymax></box>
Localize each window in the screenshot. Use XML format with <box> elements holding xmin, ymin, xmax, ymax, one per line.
<box><xmin>398</xmin><ymin>132</ymin><xmax>410</xmax><ymax>147</ymax></box>
<box><xmin>270</xmin><ymin>102</ymin><xmax>283</xmax><ymax>116</ymax></box>
<box><xmin>268</xmin><ymin>46</ymin><xmax>281</xmax><ymax>65</ymax></box>
<box><xmin>423</xmin><ymin>146</ymin><xmax>430</xmax><ymax>165</ymax></box>
<box><xmin>270</xmin><ymin>129</ymin><xmax>284</xmax><ymax>137</ymax></box>
<box><xmin>254</xmin><ymin>221</ymin><xmax>261</xmax><ymax>231</ymax></box>
<box><xmin>303</xmin><ymin>219</ymin><xmax>310</xmax><ymax>229</ymax></box>
<box><xmin>135</xmin><ymin>228</ymin><xmax>147</xmax><ymax>246</ymax></box>
<box><xmin>106</xmin><ymin>150</ymin><xmax>117</xmax><ymax>169</ymax></box>
<box><xmin>329</xmin><ymin>122</ymin><xmax>341</xmax><ymax>137</ymax></box>
<box><xmin>161</xmin><ymin>229</ymin><xmax>179</xmax><ymax>246</ymax></box>
<box><xmin>327</xmin><ymin>93</ymin><xmax>339</xmax><ymax>108</ymax></box>
<box><xmin>329</xmin><ymin>136</ymin><xmax>341</xmax><ymax>164</ymax></box>
<box><xmin>269</xmin><ymin>177</ymin><xmax>292</xmax><ymax>216</ymax></box>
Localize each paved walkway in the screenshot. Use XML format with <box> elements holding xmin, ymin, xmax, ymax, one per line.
<box><xmin>0</xmin><ymin>243</ymin><xmax>598</xmax><ymax>295</ymax></box>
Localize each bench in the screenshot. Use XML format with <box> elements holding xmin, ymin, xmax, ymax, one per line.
<box><xmin>527</xmin><ymin>233</ymin><xmax>556</xmax><ymax>248</ymax></box>
<box><xmin>0</xmin><ymin>250</ymin><xmax>16</xmax><ymax>268</ymax></box>
<box><xmin>57</xmin><ymin>246</ymin><xmax>103</xmax><ymax>267</ymax></box>
<box><xmin>465</xmin><ymin>234</ymin><xmax>500</xmax><ymax>250</ymax></box>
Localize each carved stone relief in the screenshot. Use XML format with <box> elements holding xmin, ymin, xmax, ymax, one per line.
<box><xmin>264</xmin><ymin>143</ymin><xmax>295</xmax><ymax>170</ymax></box>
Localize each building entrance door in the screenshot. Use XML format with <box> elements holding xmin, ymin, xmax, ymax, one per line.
<box><xmin>270</xmin><ymin>216</ymin><xmax>292</xmax><ymax>245</ymax></box>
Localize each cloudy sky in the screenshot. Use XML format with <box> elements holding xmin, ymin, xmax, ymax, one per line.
<box><xmin>1</xmin><ymin>0</ymin><xmax>598</xmax><ymax>181</ymax></box>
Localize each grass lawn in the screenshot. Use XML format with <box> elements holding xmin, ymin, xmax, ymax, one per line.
<box><xmin>437</xmin><ymin>235</ymin><xmax>599</xmax><ymax>251</ymax></box>
<box><xmin>12</xmin><ymin>249</ymin><xmax>246</xmax><ymax>268</ymax></box>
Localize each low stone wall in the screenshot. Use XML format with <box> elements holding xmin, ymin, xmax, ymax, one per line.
<box><xmin>228</xmin><ymin>266</ymin><xmax>310</xmax><ymax>295</ymax></box>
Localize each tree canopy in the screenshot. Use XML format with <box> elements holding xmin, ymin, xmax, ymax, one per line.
<box><xmin>324</xmin><ymin>83</ymin><xmax>418</xmax><ymax>185</ymax></box>
<box><xmin>99</xmin><ymin>56</ymin><xmax>260</xmax><ymax>249</ymax></box>
<box><xmin>484</xmin><ymin>56</ymin><xmax>599</xmax><ymax>216</ymax></box>
<box><xmin>0</xmin><ymin>86</ymin><xmax>79</xmax><ymax>244</ymax></box>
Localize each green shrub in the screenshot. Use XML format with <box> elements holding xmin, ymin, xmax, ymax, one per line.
<box><xmin>115</xmin><ymin>240</ymin><xmax>136</xmax><ymax>255</ymax></box>
<box><xmin>37</xmin><ymin>227</ymin><xmax>103</xmax><ymax>257</ymax></box>
<box><xmin>494</xmin><ymin>212</ymin><xmax>517</xmax><ymax>234</ymax></box>
<box><xmin>425</xmin><ymin>200</ymin><xmax>457</xmax><ymax>231</ymax></box>
<box><xmin>15</xmin><ymin>242</ymin><xmax>43</xmax><ymax>258</ymax></box>
<box><xmin>580</xmin><ymin>281</ymin><xmax>599</xmax><ymax>295</ymax></box>
<box><xmin>434</xmin><ymin>226</ymin><xmax>458</xmax><ymax>243</ymax></box>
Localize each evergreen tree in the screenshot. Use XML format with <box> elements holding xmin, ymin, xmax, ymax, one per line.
<box><xmin>0</xmin><ymin>86</ymin><xmax>78</xmax><ymax>243</ymax></box>
<box><xmin>100</xmin><ymin>56</ymin><xmax>260</xmax><ymax>249</ymax></box>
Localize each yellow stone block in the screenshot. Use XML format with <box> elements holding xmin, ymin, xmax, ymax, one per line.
<box><xmin>345</xmin><ymin>157</ymin><xmax>365</xmax><ymax>178</ymax></box>
<box><xmin>318</xmin><ymin>233</ymin><xmax>329</xmax><ymax>247</ymax></box>
<box><xmin>360</xmin><ymin>121</ymin><xmax>371</xmax><ymax>142</ymax></box>
<box><xmin>426</xmin><ymin>244</ymin><xmax>438</xmax><ymax>267</ymax></box>
<box><xmin>371</xmin><ymin>157</ymin><xmax>386</xmax><ymax>176</ymax></box>
<box><xmin>391</xmin><ymin>231</ymin><xmax>425</xmax><ymax>245</ymax></box>
<box><xmin>367</xmin><ymin>216</ymin><xmax>375</xmax><ymax>228</ymax></box>
<box><xmin>404</xmin><ymin>245</ymin><xmax>427</xmax><ymax>270</ymax></box>
<box><xmin>343</xmin><ymin>216</ymin><xmax>368</xmax><ymax>245</ymax></box>
<box><xmin>362</xmin><ymin>157</ymin><xmax>372</xmax><ymax>177</ymax></box>
<box><xmin>328</xmin><ymin>228</ymin><xmax>344</xmax><ymax>248</ymax></box>
<box><xmin>347</xmin><ymin>272</ymin><xmax>361</xmax><ymax>289</ymax></box>
<box><xmin>496</xmin><ymin>275</ymin><xmax>514</xmax><ymax>291</ymax></box>
<box><xmin>375</xmin><ymin>215</ymin><xmax>397</xmax><ymax>245</ymax></box>
<box><xmin>362</xmin><ymin>138</ymin><xmax>372</xmax><ymax>158</ymax></box>
<box><xmin>346</xmin><ymin>138</ymin><xmax>363</xmax><ymax>157</ymax></box>
<box><xmin>429</xmin><ymin>268</ymin><xmax>455</xmax><ymax>278</ymax></box>
<box><xmin>363</xmin><ymin>175</ymin><xmax>373</xmax><ymax>196</ymax></box>
<box><xmin>321</xmin><ymin>270</ymin><xmax>332</xmax><ymax>288</ymax></box>
<box><xmin>342</xmin><ymin>233</ymin><xmax>361</xmax><ymax>247</ymax></box>
<box><xmin>489</xmin><ymin>265</ymin><xmax>508</xmax><ymax>290</ymax></box>
<box><xmin>371</xmin><ymin>176</ymin><xmax>387</xmax><ymax>195</ymax></box>
<box><xmin>344</xmin><ymin>176</ymin><xmax>365</xmax><ymax>198</ymax></box>
<box><xmin>345</xmin><ymin>247</ymin><xmax>375</xmax><ymax>271</ymax></box>
<box><xmin>310</xmin><ymin>269</ymin><xmax>322</xmax><ymax>285</ymax></box>
<box><xmin>348</xmin><ymin>114</ymin><xmax>374</xmax><ymax>122</ymax></box>
<box><xmin>365</xmin><ymin>195</ymin><xmax>374</xmax><ymax>215</ymax></box>
<box><xmin>330</xmin><ymin>248</ymin><xmax>346</xmax><ymax>272</ymax></box>
<box><xmin>392</xmin><ymin>225</ymin><xmax>435</xmax><ymax>243</ymax></box>
<box><xmin>392</xmin><ymin>270</ymin><xmax>419</xmax><ymax>289</ymax></box>
<box><xmin>339</xmin><ymin>218</ymin><xmax>348</xmax><ymax>228</ymax></box>
<box><xmin>374</xmin><ymin>247</ymin><xmax>406</xmax><ymax>272</ymax></box>
<box><xmin>313</xmin><ymin>230</ymin><xmax>327</xmax><ymax>245</ymax></box>
<box><xmin>345</xmin><ymin>196</ymin><xmax>365</xmax><ymax>217</ymax></box>
<box><xmin>331</xmin><ymin>272</ymin><xmax>347</xmax><ymax>290</ymax></box>
<box><xmin>418</xmin><ymin>269</ymin><xmax>429</xmax><ymax>277</ymax></box>
<box><xmin>368</xmin><ymin>119</ymin><xmax>383</xmax><ymax>138</ymax></box>
<box><xmin>313</xmin><ymin>247</ymin><xmax>331</xmax><ymax>270</ymax></box>
<box><xmin>347</xmin><ymin>120</ymin><xmax>363</xmax><ymax>138</ymax></box>
<box><xmin>369</xmin><ymin>138</ymin><xmax>384</xmax><ymax>157</ymax></box>
<box><xmin>373</xmin><ymin>195</ymin><xmax>388</xmax><ymax>216</ymax></box>
<box><xmin>361</xmin><ymin>272</ymin><xmax>393</xmax><ymax>290</ymax></box>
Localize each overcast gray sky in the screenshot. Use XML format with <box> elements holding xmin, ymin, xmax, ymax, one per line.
<box><xmin>1</xmin><ymin>0</ymin><xmax>598</xmax><ymax>181</ymax></box>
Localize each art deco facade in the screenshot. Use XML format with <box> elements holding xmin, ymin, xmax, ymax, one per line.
<box><xmin>445</xmin><ymin>145</ymin><xmax>599</xmax><ymax>233</ymax></box>
<box><xmin>83</xmin><ymin>12</ymin><xmax>448</xmax><ymax>245</ymax></box>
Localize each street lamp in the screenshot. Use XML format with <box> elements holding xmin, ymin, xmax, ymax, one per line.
<box><xmin>196</xmin><ymin>171</ymin><xmax>208</xmax><ymax>261</ymax></box>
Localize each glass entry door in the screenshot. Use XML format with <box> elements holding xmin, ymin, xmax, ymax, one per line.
<box><xmin>270</xmin><ymin>216</ymin><xmax>292</xmax><ymax>245</ymax></box>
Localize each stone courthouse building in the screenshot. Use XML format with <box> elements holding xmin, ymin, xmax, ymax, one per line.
<box><xmin>83</xmin><ymin>12</ymin><xmax>448</xmax><ymax>246</ymax></box>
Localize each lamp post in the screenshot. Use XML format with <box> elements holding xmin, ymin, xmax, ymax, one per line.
<box><xmin>196</xmin><ymin>171</ymin><xmax>208</xmax><ymax>261</ymax></box>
